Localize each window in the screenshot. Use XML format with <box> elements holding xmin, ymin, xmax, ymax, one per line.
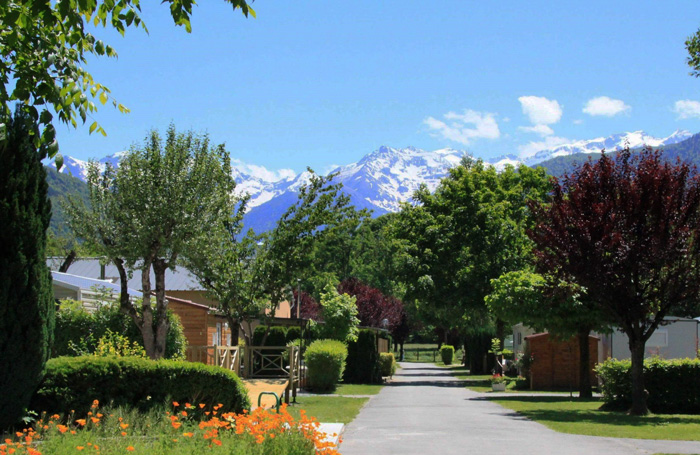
<box><xmin>647</xmin><ymin>329</ymin><xmax>668</xmax><ymax>347</ymax></box>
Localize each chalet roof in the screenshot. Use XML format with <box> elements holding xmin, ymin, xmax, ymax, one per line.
<box><xmin>165</xmin><ymin>294</ymin><xmax>214</xmax><ymax>311</ymax></box>
<box><xmin>47</xmin><ymin>257</ymin><xmax>202</xmax><ymax>292</ymax></box>
<box><xmin>51</xmin><ymin>271</ymin><xmax>143</xmax><ymax>298</ymax></box>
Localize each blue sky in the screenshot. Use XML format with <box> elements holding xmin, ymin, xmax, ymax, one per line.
<box><xmin>57</xmin><ymin>0</ymin><xmax>700</xmax><ymax>179</ymax></box>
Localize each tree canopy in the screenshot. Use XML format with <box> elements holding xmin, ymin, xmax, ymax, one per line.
<box><xmin>529</xmin><ymin>148</ymin><xmax>700</xmax><ymax>414</ymax></box>
<box><xmin>0</xmin><ymin>0</ymin><xmax>254</xmax><ymax>158</ymax></box>
<box><xmin>393</xmin><ymin>159</ymin><xmax>551</xmax><ymax>340</ymax></box>
<box><xmin>66</xmin><ymin>125</ymin><xmax>234</xmax><ymax>358</ymax></box>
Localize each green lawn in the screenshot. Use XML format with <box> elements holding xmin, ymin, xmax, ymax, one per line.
<box><xmin>287</xmin><ymin>396</ymin><xmax>369</xmax><ymax>424</ymax></box>
<box><xmin>490</xmin><ymin>396</ymin><xmax>700</xmax><ymax>441</ymax></box>
<box><xmin>335</xmin><ymin>383</ymin><xmax>384</xmax><ymax>395</ymax></box>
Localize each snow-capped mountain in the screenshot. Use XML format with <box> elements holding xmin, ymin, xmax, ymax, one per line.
<box><xmin>50</xmin><ymin>129</ymin><xmax>696</xmax><ymax>232</ymax></box>
<box><xmin>330</xmin><ymin>146</ymin><xmax>466</xmax><ymax>213</ymax></box>
<box><xmin>520</xmin><ymin>130</ymin><xmax>692</xmax><ymax>166</ymax></box>
<box><xmin>51</xmin><ymin>151</ymin><xmax>128</xmax><ymax>181</ymax></box>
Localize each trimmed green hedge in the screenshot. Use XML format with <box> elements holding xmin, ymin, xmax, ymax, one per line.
<box><xmin>379</xmin><ymin>352</ymin><xmax>396</xmax><ymax>377</ymax></box>
<box><xmin>304</xmin><ymin>339</ymin><xmax>348</xmax><ymax>392</ymax></box>
<box><xmin>344</xmin><ymin>329</ymin><xmax>382</xmax><ymax>384</ymax></box>
<box><xmin>253</xmin><ymin>326</ymin><xmax>288</xmax><ymax>346</ymax></box>
<box><xmin>440</xmin><ymin>345</ymin><xmax>455</xmax><ymax>365</ymax></box>
<box><xmin>32</xmin><ymin>356</ymin><xmax>250</xmax><ymax>416</ymax></box>
<box><xmin>596</xmin><ymin>357</ymin><xmax>700</xmax><ymax>414</ymax></box>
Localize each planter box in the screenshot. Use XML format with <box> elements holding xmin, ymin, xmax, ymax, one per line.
<box><xmin>491</xmin><ymin>382</ymin><xmax>506</xmax><ymax>391</ymax></box>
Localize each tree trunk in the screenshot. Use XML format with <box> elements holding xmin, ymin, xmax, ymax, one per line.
<box><xmin>114</xmin><ymin>258</ymin><xmax>142</xmax><ymax>329</ymax></box>
<box><xmin>400</xmin><ymin>342</ymin><xmax>404</xmax><ymax>361</ymax></box>
<box><xmin>227</xmin><ymin>315</ymin><xmax>240</xmax><ymax>346</ymax></box>
<box><xmin>140</xmin><ymin>260</ymin><xmax>157</xmax><ymax>359</ymax></box>
<box><xmin>152</xmin><ymin>259</ymin><xmax>170</xmax><ymax>360</ymax></box>
<box><xmin>577</xmin><ymin>329</ymin><xmax>593</xmax><ymax>398</ymax></box>
<box><xmin>628</xmin><ymin>332</ymin><xmax>649</xmax><ymax>415</ymax></box>
<box><xmin>58</xmin><ymin>250</ymin><xmax>77</xmax><ymax>273</ymax></box>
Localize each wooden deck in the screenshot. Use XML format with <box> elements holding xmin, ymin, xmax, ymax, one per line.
<box><xmin>242</xmin><ymin>378</ymin><xmax>290</xmax><ymax>409</ymax></box>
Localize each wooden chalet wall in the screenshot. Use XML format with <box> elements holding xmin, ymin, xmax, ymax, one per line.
<box><xmin>167</xmin><ymin>297</ymin><xmax>231</xmax><ymax>347</ymax></box>
<box><xmin>525</xmin><ymin>333</ymin><xmax>599</xmax><ymax>390</ymax></box>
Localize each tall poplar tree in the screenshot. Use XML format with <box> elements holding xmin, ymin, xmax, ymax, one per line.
<box><xmin>0</xmin><ymin>108</ymin><xmax>54</xmax><ymax>429</ymax></box>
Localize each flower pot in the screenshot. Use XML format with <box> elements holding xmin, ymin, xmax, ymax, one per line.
<box><xmin>491</xmin><ymin>382</ymin><xmax>506</xmax><ymax>391</ymax></box>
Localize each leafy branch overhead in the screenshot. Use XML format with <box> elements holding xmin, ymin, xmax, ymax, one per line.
<box><xmin>0</xmin><ymin>0</ymin><xmax>254</xmax><ymax>158</ymax></box>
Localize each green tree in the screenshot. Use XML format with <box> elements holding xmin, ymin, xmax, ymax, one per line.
<box><xmin>186</xmin><ymin>171</ymin><xmax>362</xmax><ymax>345</ymax></box>
<box><xmin>0</xmin><ymin>108</ymin><xmax>55</xmax><ymax>429</ymax></box>
<box><xmin>686</xmin><ymin>28</ymin><xmax>700</xmax><ymax>77</ymax></box>
<box><xmin>66</xmin><ymin>125</ymin><xmax>233</xmax><ymax>359</ymax></box>
<box><xmin>317</xmin><ymin>284</ymin><xmax>360</xmax><ymax>342</ymax></box>
<box><xmin>393</xmin><ymin>159</ymin><xmax>550</xmax><ymax>369</ymax></box>
<box><xmin>486</xmin><ymin>270</ymin><xmax>610</xmax><ymax>397</ymax></box>
<box><xmin>0</xmin><ymin>0</ymin><xmax>254</xmax><ymax>158</ymax></box>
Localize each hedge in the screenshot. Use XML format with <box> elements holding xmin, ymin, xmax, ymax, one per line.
<box><xmin>344</xmin><ymin>329</ymin><xmax>382</xmax><ymax>384</ymax></box>
<box><xmin>379</xmin><ymin>352</ymin><xmax>397</xmax><ymax>377</ymax></box>
<box><xmin>440</xmin><ymin>345</ymin><xmax>455</xmax><ymax>365</ymax></box>
<box><xmin>32</xmin><ymin>356</ymin><xmax>250</xmax><ymax>416</ymax></box>
<box><xmin>596</xmin><ymin>357</ymin><xmax>700</xmax><ymax>414</ymax></box>
<box><xmin>304</xmin><ymin>339</ymin><xmax>348</xmax><ymax>392</ymax></box>
<box><xmin>253</xmin><ymin>326</ymin><xmax>288</xmax><ymax>347</ymax></box>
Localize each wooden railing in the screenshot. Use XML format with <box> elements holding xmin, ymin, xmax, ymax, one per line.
<box><xmin>186</xmin><ymin>346</ymin><xmax>240</xmax><ymax>374</ymax></box>
<box><xmin>186</xmin><ymin>345</ymin><xmax>301</xmax><ymax>403</ymax></box>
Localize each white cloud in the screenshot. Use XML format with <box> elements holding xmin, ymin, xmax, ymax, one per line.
<box><xmin>583</xmin><ymin>96</ymin><xmax>630</xmax><ymax>117</ymax></box>
<box><xmin>673</xmin><ymin>100</ymin><xmax>700</xmax><ymax>119</ymax></box>
<box><xmin>231</xmin><ymin>158</ymin><xmax>296</xmax><ymax>182</ymax></box>
<box><xmin>518</xmin><ymin>124</ymin><xmax>554</xmax><ymax>137</ymax></box>
<box><xmin>518</xmin><ymin>136</ymin><xmax>570</xmax><ymax>160</ymax></box>
<box><xmin>518</xmin><ymin>96</ymin><xmax>563</xmax><ymax>125</ymax></box>
<box><xmin>424</xmin><ymin>109</ymin><xmax>500</xmax><ymax>145</ymax></box>
<box><xmin>573</xmin><ymin>119</ymin><xmax>584</xmax><ymax>125</ymax></box>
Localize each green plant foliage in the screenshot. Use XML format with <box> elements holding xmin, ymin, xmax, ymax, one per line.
<box><xmin>32</xmin><ymin>355</ymin><xmax>250</xmax><ymax>417</ymax></box>
<box><xmin>0</xmin><ymin>108</ymin><xmax>55</xmax><ymax>430</ymax></box>
<box><xmin>252</xmin><ymin>326</ymin><xmax>288</xmax><ymax>347</ymax></box>
<box><xmin>0</xmin><ymin>1</ymin><xmax>254</xmax><ymax>158</ymax></box>
<box><xmin>318</xmin><ymin>284</ymin><xmax>360</xmax><ymax>342</ymax></box>
<box><xmin>286</xmin><ymin>326</ymin><xmax>302</xmax><ymax>343</ymax></box>
<box><xmin>344</xmin><ymin>329</ymin><xmax>382</xmax><ymax>384</ymax></box>
<box><xmin>379</xmin><ymin>352</ymin><xmax>397</xmax><ymax>377</ymax></box>
<box><xmin>304</xmin><ymin>340</ymin><xmax>348</xmax><ymax>392</ymax></box>
<box><xmin>53</xmin><ymin>299</ymin><xmax>187</xmax><ymax>360</ymax></box>
<box><xmin>596</xmin><ymin>357</ymin><xmax>700</xmax><ymax>414</ymax></box>
<box><xmin>440</xmin><ymin>345</ymin><xmax>455</xmax><ymax>365</ymax></box>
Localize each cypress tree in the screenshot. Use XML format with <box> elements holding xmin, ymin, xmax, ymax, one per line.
<box><xmin>0</xmin><ymin>109</ymin><xmax>55</xmax><ymax>429</ymax></box>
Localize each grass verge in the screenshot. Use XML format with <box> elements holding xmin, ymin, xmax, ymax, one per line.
<box><xmin>287</xmin><ymin>396</ymin><xmax>369</xmax><ymax>424</ymax></box>
<box><xmin>489</xmin><ymin>396</ymin><xmax>700</xmax><ymax>441</ymax></box>
<box><xmin>334</xmin><ymin>384</ymin><xmax>384</xmax><ymax>395</ymax></box>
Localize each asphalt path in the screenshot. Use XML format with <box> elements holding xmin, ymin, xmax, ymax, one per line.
<box><xmin>340</xmin><ymin>362</ymin><xmax>700</xmax><ymax>455</ymax></box>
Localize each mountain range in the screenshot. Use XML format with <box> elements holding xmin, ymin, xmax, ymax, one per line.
<box><xmin>47</xmin><ymin>129</ymin><xmax>697</xmax><ymax>234</ymax></box>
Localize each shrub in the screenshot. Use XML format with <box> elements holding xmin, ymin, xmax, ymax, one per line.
<box><xmin>344</xmin><ymin>329</ymin><xmax>382</xmax><ymax>384</ymax></box>
<box><xmin>0</xmin><ymin>109</ymin><xmax>55</xmax><ymax>430</ymax></box>
<box><xmin>512</xmin><ymin>376</ymin><xmax>529</xmax><ymax>390</ymax></box>
<box><xmin>286</xmin><ymin>326</ymin><xmax>302</xmax><ymax>343</ymax></box>
<box><xmin>596</xmin><ymin>357</ymin><xmax>700</xmax><ymax>414</ymax></box>
<box><xmin>318</xmin><ymin>284</ymin><xmax>360</xmax><ymax>342</ymax></box>
<box><xmin>54</xmin><ymin>299</ymin><xmax>187</xmax><ymax>359</ymax></box>
<box><xmin>379</xmin><ymin>352</ymin><xmax>396</xmax><ymax>377</ymax></box>
<box><xmin>253</xmin><ymin>325</ymin><xmax>288</xmax><ymax>346</ymax></box>
<box><xmin>32</xmin><ymin>355</ymin><xmax>250</xmax><ymax>416</ymax></box>
<box><xmin>304</xmin><ymin>339</ymin><xmax>348</xmax><ymax>392</ymax></box>
<box><xmin>440</xmin><ymin>345</ymin><xmax>455</xmax><ymax>365</ymax></box>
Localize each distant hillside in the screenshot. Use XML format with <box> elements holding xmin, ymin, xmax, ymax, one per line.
<box><xmin>535</xmin><ymin>133</ymin><xmax>700</xmax><ymax>178</ymax></box>
<box><xmin>45</xmin><ymin>166</ymin><xmax>89</xmax><ymax>237</ymax></box>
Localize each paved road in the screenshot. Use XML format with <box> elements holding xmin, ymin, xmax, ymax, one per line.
<box><xmin>340</xmin><ymin>362</ymin><xmax>700</xmax><ymax>455</ymax></box>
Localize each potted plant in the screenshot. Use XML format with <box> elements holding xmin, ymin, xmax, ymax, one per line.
<box><xmin>490</xmin><ymin>373</ymin><xmax>507</xmax><ymax>391</ymax></box>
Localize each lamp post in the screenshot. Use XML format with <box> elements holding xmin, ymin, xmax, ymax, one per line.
<box><xmin>296</xmin><ymin>278</ymin><xmax>301</xmax><ymax>319</ymax></box>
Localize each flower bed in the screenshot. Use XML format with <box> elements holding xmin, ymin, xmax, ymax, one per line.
<box><xmin>0</xmin><ymin>400</ymin><xmax>339</xmax><ymax>455</ymax></box>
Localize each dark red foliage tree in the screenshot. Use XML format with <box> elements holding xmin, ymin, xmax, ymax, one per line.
<box><xmin>529</xmin><ymin>148</ymin><xmax>700</xmax><ymax>415</ymax></box>
<box><xmin>337</xmin><ymin>277</ymin><xmax>407</xmax><ymax>340</ymax></box>
<box><xmin>291</xmin><ymin>289</ymin><xmax>322</xmax><ymax>321</ymax></box>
